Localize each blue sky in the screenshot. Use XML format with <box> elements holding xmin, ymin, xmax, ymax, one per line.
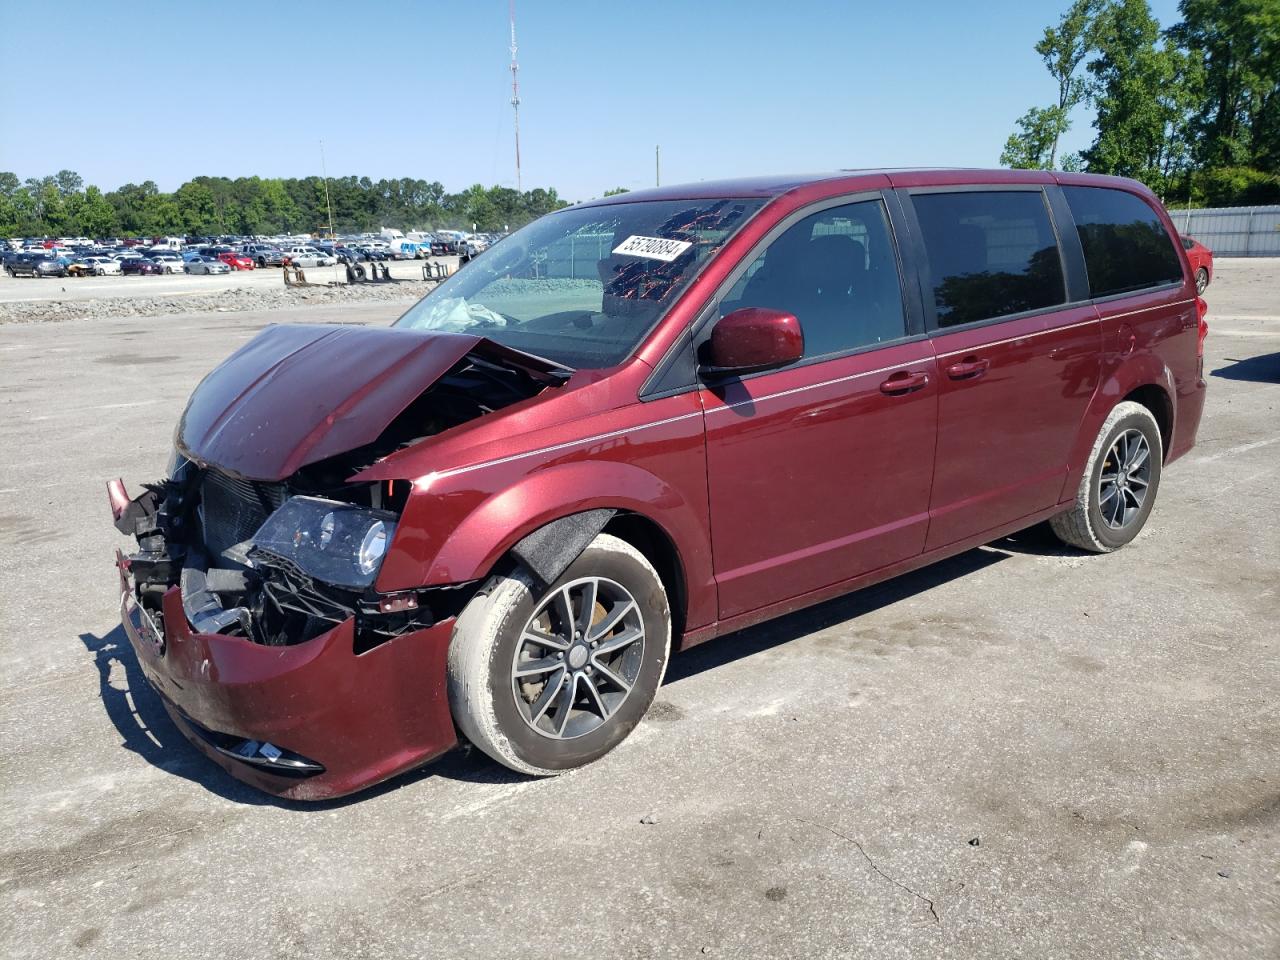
<box><xmin>0</xmin><ymin>0</ymin><xmax>1181</xmax><ymax>200</ymax></box>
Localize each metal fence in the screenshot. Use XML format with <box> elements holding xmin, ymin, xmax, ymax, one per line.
<box><xmin>1167</xmin><ymin>205</ymin><xmax>1280</xmax><ymax>257</ymax></box>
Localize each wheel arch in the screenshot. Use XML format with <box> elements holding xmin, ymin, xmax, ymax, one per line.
<box><xmin>1060</xmin><ymin>356</ymin><xmax>1178</xmax><ymax>502</ymax></box>
<box><xmin>377</xmin><ymin>459</ymin><xmax>707</xmax><ymax>637</ymax></box>
<box><xmin>601</xmin><ymin>511</ymin><xmax>689</xmax><ymax>648</ymax></box>
<box><xmin>1121</xmin><ymin>382</ymin><xmax>1173</xmax><ymax>460</ymax></box>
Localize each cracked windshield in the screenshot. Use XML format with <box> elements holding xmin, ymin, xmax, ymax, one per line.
<box><xmin>396</xmin><ymin>198</ymin><xmax>764</xmax><ymax>368</ymax></box>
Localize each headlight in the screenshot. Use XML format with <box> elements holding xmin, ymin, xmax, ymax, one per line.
<box><xmin>250</xmin><ymin>496</ymin><xmax>397</xmax><ymax>590</ymax></box>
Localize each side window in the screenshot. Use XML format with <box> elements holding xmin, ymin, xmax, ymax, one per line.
<box><xmin>721</xmin><ymin>199</ymin><xmax>906</xmax><ymax>358</ymax></box>
<box><xmin>911</xmin><ymin>190</ymin><xmax>1067</xmax><ymax>327</ymax></box>
<box><xmin>1062</xmin><ymin>186</ymin><xmax>1183</xmax><ymax>298</ymax></box>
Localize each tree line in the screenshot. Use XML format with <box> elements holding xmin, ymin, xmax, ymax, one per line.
<box><xmin>0</xmin><ymin>171</ymin><xmax>570</xmax><ymax>239</ymax></box>
<box><xmin>1001</xmin><ymin>0</ymin><xmax>1280</xmax><ymax>206</ymax></box>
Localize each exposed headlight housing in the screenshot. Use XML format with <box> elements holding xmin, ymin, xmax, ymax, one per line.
<box><xmin>250</xmin><ymin>496</ymin><xmax>397</xmax><ymax>590</ymax></box>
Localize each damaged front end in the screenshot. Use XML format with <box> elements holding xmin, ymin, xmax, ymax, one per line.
<box><xmin>110</xmin><ymin>462</ymin><xmax>453</xmax><ymax>656</ymax></box>
<box><xmin>107</xmin><ymin>324</ymin><xmax>568</xmax><ymax>798</ymax></box>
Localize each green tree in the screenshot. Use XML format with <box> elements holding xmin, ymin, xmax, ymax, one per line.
<box><xmin>107</xmin><ymin>181</ymin><xmax>159</xmax><ymax>234</ymax></box>
<box><xmin>77</xmin><ymin>186</ymin><xmax>117</xmax><ymax>236</ymax></box>
<box><xmin>174</xmin><ymin>181</ymin><xmax>218</xmax><ymax>234</ymax></box>
<box><xmin>1170</xmin><ymin>0</ymin><xmax>1280</xmax><ymax>171</ymax></box>
<box><xmin>1038</xmin><ymin>0</ymin><xmax>1101</xmax><ymax>166</ymax></box>
<box><xmin>140</xmin><ymin>193</ymin><xmax>183</xmax><ymax>234</ymax></box>
<box><xmin>1081</xmin><ymin>0</ymin><xmax>1190</xmax><ymax>190</ymax></box>
<box><xmin>54</xmin><ymin>169</ymin><xmax>84</xmax><ymax>196</ymax></box>
<box><xmin>1001</xmin><ymin>0</ymin><xmax>1100</xmax><ymax>170</ymax></box>
<box><xmin>1001</xmin><ymin>106</ymin><xmax>1072</xmax><ymax>168</ymax></box>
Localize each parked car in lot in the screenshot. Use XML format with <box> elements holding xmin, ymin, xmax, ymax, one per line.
<box><xmin>241</xmin><ymin>244</ymin><xmax>284</xmax><ymax>268</ymax></box>
<box><xmin>1179</xmin><ymin>235</ymin><xmax>1213</xmax><ymax>293</ymax></box>
<box><xmin>284</xmin><ymin>246</ymin><xmax>336</xmax><ymax>267</ymax></box>
<box><xmin>218</xmin><ymin>251</ymin><xmax>255</xmax><ymax>271</ymax></box>
<box><xmin>428</xmin><ymin>234</ymin><xmax>457</xmax><ymax>256</ymax></box>
<box><xmin>151</xmin><ymin>254</ymin><xmax>186</xmax><ymax>275</ymax></box>
<box><xmin>4</xmin><ymin>253</ymin><xmax>62</xmax><ymax>277</ymax></box>
<box><xmin>185</xmin><ymin>256</ymin><xmax>231</xmax><ymax>275</ymax></box>
<box><xmin>81</xmin><ymin>255</ymin><xmax>122</xmax><ymax>276</ymax></box>
<box><xmin>108</xmin><ymin>169</ymin><xmax>1207</xmax><ymax>800</ymax></box>
<box><xmin>121</xmin><ymin>258</ymin><xmax>163</xmax><ymax>276</ymax></box>
<box><xmin>32</xmin><ymin>255</ymin><xmax>68</xmax><ymax>278</ymax></box>
<box><xmin>459</xmin><ymin>236</ymin><xmax>488</xmax><ymax>258</ymax></box>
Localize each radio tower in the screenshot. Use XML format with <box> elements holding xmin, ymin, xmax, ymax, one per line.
<box><xmin>509</xmin><ymin>0</ymin><xmax>522</xmax><ymax>192</ymax></box>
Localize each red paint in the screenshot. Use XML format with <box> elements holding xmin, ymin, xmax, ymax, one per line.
<box><xmin>1182</xmin><ymin>236</ymin><xmax>1214</xmax><ymax>287</ymax></box>
<box><xmin>217</xmin><ymin>252</ymin><xmax>255</xmax><ymax>271</ymax></box>
<box><xmin>119</xmin><ymin>569</ymin><xmax>457</xmax><ymax>800</ymax></box>
<box><xmin>705</xmin><ymin>307</ymin><xmax>804</xmax><ymax>373</ymax></box>
<box><xmin>180</xmin><ymin>325</ymin><xmax>496</xmax><ymax>480</ymax></box>
<box><xmin>114</xmin><ymin>168</ymin><xmax>1206</xmax><ymax>799</ymax></box>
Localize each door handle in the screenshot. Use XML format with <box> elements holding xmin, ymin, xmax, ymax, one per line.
<box><xmin>946</xmin><ymin>356</ymin><xmax>990</xmax><ymax>380</ymax></box>
<box><xmin>879</xmin><ymin>370</ymin><xmax>930</xmax><ymax>395</ymax></box>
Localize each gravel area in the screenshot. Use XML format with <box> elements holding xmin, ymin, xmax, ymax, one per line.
<box><xmin>0</xmin><ymin>278</ymin><xmax>438</xmax><ymax>324</ymax></box>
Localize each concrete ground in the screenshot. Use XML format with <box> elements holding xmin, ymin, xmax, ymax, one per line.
<box><xmin>1</xmin><ymin>260</ymin><xmax>1277</xmax><ymax>959</ymax></box>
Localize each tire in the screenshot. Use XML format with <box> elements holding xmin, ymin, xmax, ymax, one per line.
<box><xmin>1050</xmin><ymin>400</ymin><xmax>1163</xmax><ymax>553</ymax></box>
<box><xmin>1195</xmin><ymin>267</ymin><xmax>1209</xmax><ymax>294</ymax></box>
<box><xmin>449</xmin><ymin>533</ymin><xmax>671</xmax><ymax>775</ymax></box>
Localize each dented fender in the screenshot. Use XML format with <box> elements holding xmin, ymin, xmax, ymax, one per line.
<box><xmin>373</xmin><ymin>457</ymin><xmax>715</xmax><ymax>629</ymax></box>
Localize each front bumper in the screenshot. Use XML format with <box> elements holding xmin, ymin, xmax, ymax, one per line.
<box><xmin>116</xmin><ymin>552</ymin><xmax>459</xmax><ymax>800</ymax></box>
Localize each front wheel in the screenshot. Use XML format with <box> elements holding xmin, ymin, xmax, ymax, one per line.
<box><xmin>448</xmin><ymin>533</ymin><xmax>671</xmax><ymax>775</ymax></box>
<box><xmin>1195</xmin><ymin>267</ymin><xmax>1209</xmax><ymax>294</ymax></box>
<box><xmin>1050</xmin><ymin>400</ymin><xmax>1163</xmax><ymax>553</ymax></box>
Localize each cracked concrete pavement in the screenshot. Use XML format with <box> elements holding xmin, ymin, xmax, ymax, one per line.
<box><xmin>0</xmin><ymin>259</ymin><xmax>1277</xmax><ymax>958</ymax></box>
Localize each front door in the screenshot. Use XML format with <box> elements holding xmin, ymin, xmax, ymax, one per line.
<box><xmin>700</xmin><ymin>197</ymin><xmax>938</xmax><ymax>620</ymax></box>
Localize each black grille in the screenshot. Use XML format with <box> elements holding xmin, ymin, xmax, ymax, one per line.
<box><xmin>200</xmin><ymin>470</ymin><xmax>287</xmax><ymax>558</ymax></box>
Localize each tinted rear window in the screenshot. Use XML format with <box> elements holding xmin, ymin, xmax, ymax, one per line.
<box><xmin>1062</xmin><ymin>186</ymin><xmax>1182</xmax><ymax>298</ymax></box>
<box><xmin>911</xmin><ymin>190</ymin><xmax>1066</xmax><ymax>327</ymax></box>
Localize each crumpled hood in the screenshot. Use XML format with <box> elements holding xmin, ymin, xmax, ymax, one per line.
<box><xmin>177</xmin><ymin>324</ymin><xmax>489</xmax><ymax>481</ymax></box>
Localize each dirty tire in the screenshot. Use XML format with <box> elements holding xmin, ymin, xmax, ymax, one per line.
<box><xmin>1195</xmin><ymin>267</ymin><xmax>1209</xmax><ymax>294</ymax></box>
<box><xmin>448</xmin><ymin>533</ymin><xmax>671</xmax><ymax>775</ymax></box>
<box><xmin>1050</xmin><ymin>400</ymin><xmax>1163</xmax><ymax>553</ymax></box>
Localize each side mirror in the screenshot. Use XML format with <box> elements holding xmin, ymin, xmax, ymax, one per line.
<box><xmin>700</xmin><ymin>307</ymin><xmax>804</xmax><ymax>377</ymax></box>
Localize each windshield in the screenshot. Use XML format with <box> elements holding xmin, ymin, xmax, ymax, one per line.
<box><xmin>395</xmin><ymin>197</ymin><xmax>764</xmax><ymax>368</ymax></box>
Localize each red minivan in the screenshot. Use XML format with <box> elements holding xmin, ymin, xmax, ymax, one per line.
<box><xmin>109</xmin><ymin>169</ymin><xmax>1207</xmax><ymax>798</ymax></box>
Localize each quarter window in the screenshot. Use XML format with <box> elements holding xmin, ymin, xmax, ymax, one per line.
<box><xmin>720</xmin><ymin>199</ymin><xmax>906</xmax><ymax>358</ymax></box>
<box><xmin>911</xmin><ymin>190</ymin><xmax>1067</xmax><ymax>327</ymax></box>
<box><xmin>1062</xmin><ymin>186</ymin><xmax>1183</xmax><ymax>298</ymax></box>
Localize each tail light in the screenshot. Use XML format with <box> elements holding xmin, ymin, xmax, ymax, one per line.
<box><xmin>1195</xmin><ymin>296</ymin><xmax>1208</xmax><ymax>358</ymax></box>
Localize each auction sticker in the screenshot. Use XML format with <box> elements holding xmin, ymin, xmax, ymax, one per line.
<box><xmin>612</xmin><ymin>235</ymin><xmax>693</xmax><ymax>262</ymax></box>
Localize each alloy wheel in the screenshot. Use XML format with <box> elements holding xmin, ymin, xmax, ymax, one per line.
<box><xmin>510</xmin><ymin>576</ymin><xmax>646</xmax><ymax>740</ymax></box>
<box><xmin>1098</xmin><ymin>428</ymin><xmax>1151</xmax><ymax>529</ymax></box>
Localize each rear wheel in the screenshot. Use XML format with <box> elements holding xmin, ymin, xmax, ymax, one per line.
<box><xmin>1195</xmin><ymin>267</ymin><xmax>1209</xmax><ymax>294</ymax></box>
<box><xmin>1050</xmin><ymin>400</ymin><xmax>1163</xmax><ymax>553</ymax></box>
<box><xmin>448</xmin><ymin>533</ymin><xmax>671</xmax><ymax>775</ymax></box>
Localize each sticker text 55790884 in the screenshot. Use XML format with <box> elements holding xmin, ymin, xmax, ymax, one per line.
<box><xmin>611</xmin><ymin>235</ymin><xmax>694</xmax><ymax>262</ymax></box>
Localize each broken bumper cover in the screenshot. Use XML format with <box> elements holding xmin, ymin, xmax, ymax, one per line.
<box><xmin>116</xmin><ymin>553</ymin><xmax>458</xmax><ymax>800</ymax></box>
